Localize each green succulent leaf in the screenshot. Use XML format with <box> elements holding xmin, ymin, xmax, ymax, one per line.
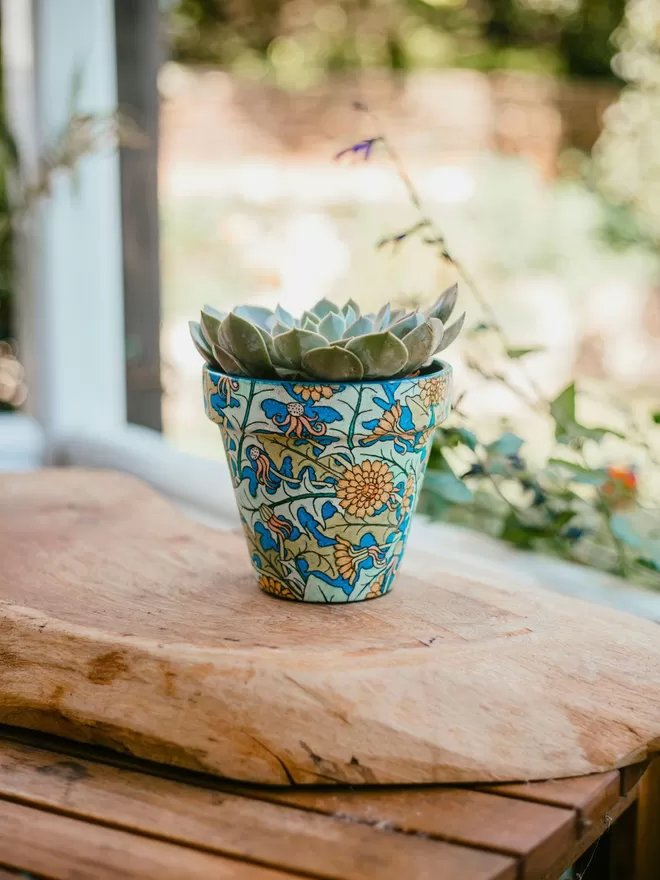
<box><xmin>312</xmin><ymin>297</ymin><xmax>340</xmax><ymax>320</ymax></box>
<box><xmin>301</xmin><ymin>345</ymin><xmax>364</xmax><ymax>381</ymax></box>
<box><xmin>212</xmin><ymin>344</ymin><xmax>248</xmax><ymax>376</ymax></box>
<box><xmin>254</xmin><ymin>325</ymin><xmax>286</xmax><ymax>367</ymax></box>
<box><xmin>346</xmin><ymin>331</ymin><xmax>408</xmax><ymax>379</ymax></box>
<box><xmin>221</xmin><ymin>313</ymin><xmax>278</xmax><ymax>378</ymax></box>
<box><xmin>343</xmin><ymin>315</ymin><xmax>375</xmax><ymax>338</ymax></box>
<box><xmin>232</xmin><ymin>305</ymin><xmax>274</xmax><ymax>329</ymax></box>
<box><xmin>189</xmin><ymin>321</ymin><xmax>215</xmax><ymax>365</ymax></box>
<box><xmin>426</xmin><ymin>284</ymin><xmax>458</xmax><ymax>325</ymax></box>
<box><xmin>375</xmin><ymin>302</ymin><xmax>391</xmax><ymax>330</ymax></box>
<box><xmin>302</xmin><ymin>316</ymin><xmax>320</xmax><ymax>332</ymax></box>
<box><xmin>317</xmin><ymin>311</ymin><xmax>345</xmax><ymax>342</ymax></box>
<box><xmin>271</xmin><ymin>321</ymin><xmax>291</xmax><ymax>337</ymax></box>
<box><xmin>275</xmin><ymin>304</ymin><xmax>295</xmax><ymax>328</ymax></box>
<box><xmin>435</xmin><ymin>312</ymin><xmax>465</xmax><ymax>353</ymax></box>
<box><xmin>342</xmin><ymin>304</ymin><xmax>357</xmax><ymax>328</ymax></box>
<box><xmin>273</xmin><ymin>328</ymin><xmax>328</xmax><ymax>368</ymax></box>
<box><xmin>342</xmin><ymin>298</ymin><xmax>361</xmax><ymax>319</ymax></box>
<box><xmin>301</xmin><ymin>310</ymin><xmax>320</xmax><ymax>327</ymax></box>
<box><xmin>200</xmin><ymin>305</ymin><xmax>226</xmax><ymax>347</ymax></box>
<box><xmin>389</xmin><ymin>311</ymin><xmax>425</xmax><ymax>339</ymax></box>
<box><xmin>401</xmin><ymin>321</ymin><xmax>438</xmax><ymax>372</ymax></box>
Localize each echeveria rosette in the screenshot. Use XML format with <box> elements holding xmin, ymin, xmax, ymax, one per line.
<box><xmin>189</xmin><ymin>285</ymin><xmax>464</xmax><ymax>382</ymax></box>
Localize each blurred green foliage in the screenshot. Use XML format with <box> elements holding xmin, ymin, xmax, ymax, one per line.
<box><xmin>168</xmin><ymin>0</ymin><xmax>625</xmax><ymax>85</ymax></box>
<box><xmin>594</xmin><ymin>0</ymin><xmax>660</xmax><ymax>246</ymax></box>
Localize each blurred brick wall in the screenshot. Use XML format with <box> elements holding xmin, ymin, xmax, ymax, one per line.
<box><xmin>160</xmin><ymin>67</ymin><xmax>618</xmax><ymax>177</ymax></box>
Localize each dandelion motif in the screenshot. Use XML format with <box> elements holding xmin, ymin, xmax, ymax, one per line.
<box><xmin>259</xmin><ymin>504</ymin><xmax>295</xmax><ymax>558</ymax></box>
<box><xmin>336</xmin><ymin>460</ymin><xmax>395</xmax><ymax>518</ymax></box>
<box><xmin>333</xmin><ymin>536</ymin><xmax>385</xmax><ymax>586</ymax></box>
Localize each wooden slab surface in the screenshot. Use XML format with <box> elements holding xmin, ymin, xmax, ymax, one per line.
<box><xmin>0</xmin><ymin>469</ymin><xmax>659</xmax><ymax>786</ymax></box>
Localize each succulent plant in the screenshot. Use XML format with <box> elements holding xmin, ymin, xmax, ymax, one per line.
<box><xmin>189</xmin><ymin>286</ymin><xmax>464</xmax><ymax>382</ymax></box>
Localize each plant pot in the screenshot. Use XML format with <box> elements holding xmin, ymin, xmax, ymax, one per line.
<box><xmin>203</xmin><ymin>361</ymin><xmax>452</xmax><ymax>602</ymax></box>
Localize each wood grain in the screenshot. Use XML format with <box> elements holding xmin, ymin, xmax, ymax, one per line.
<box><xmin>240</xmin><ymin>785</ymin><xmax>575</xmax><ymax>880</ymax></box>
<box><xmin>0</xmin><ymin>798</ymin><xmax>294</xmax><ymax>880</ymax></box>
<box><xmin>1</xmin><ymin>469</ymin><xmax>659</xmax><ymax>785</ymax></box>
<box><xmin>484</xmin><ymin>770</ymin><xmax>621</xmax><ymax>824</ymax></box>
<box><xmin>0</xmin><ymin>738</ymin><xmax>515</xmax><ymax>880</ymax></box>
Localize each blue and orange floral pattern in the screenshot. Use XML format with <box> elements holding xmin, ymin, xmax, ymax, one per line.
<box><xmin>203</xmin><ymin>362</ymin><xmax>452</xmax><ymax>602</ymax></box>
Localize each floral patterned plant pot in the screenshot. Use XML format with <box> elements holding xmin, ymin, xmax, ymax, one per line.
<box><xmin>203</xmin><ymin>362</ymin><xmax>452</xmax><ymax>602</ymax></box>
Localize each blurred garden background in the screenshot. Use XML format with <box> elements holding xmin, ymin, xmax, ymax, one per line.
<box><xmin>3</xmin><ymin>0</ymin><xmax>660</xmax><ymax>584</ymax></box>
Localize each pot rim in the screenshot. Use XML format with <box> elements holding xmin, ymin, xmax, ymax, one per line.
<box><xmin>203</xmin><ymin>358</ymin><xmax>451</xmax><ymax>389</ymax></box>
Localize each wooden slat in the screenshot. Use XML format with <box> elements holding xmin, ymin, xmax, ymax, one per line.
<box><xmin>0</xmin><ymin>739</ymin><xmax>515</xmax><ymax>880</ymax></box>
<box><xmin>636</xmin><ymin>757</ymin><xmax>660</xmax><ymax>880</ymax></box>
<box><xmin>0</xmin><ymin>798</ymin><xmax>291</xmax><ymax>880</ymax></box>
<box><xmin>621</xmin><ymin>761</ymin><xmax>648</xmax><ymax>795</ymax></box>
<box><xmin>541</xmin><ymin>784</ymin><xmax>641</xmax><ymax>880</ymax></box>
<box><xmin>483</xmin><ymin>769</ymin><xmax>621</xmax><ymax>824</ymax></box>
<box><xmin>239</xmin><ymin>785</ymin><xmax>575</xmax><ymax>880</ymax></box>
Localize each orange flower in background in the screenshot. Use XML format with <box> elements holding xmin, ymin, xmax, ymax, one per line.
<box><xmin>601</xmin><ymin>465</ymin><xmax>638</xmax><ymax>509</ymax></box>
<box><xmin>336</xmin><ymin>460</ymin><xmax>395</xmax><ymax>518</ymax></box>
<box><xmin>293</xmin><ymin>384</ymin><xmax>337</xmax><ymax>403</ymax></box>
<box><xmin>259</xmin><ymin>575</ymin><xmax>295</xmax><ymax>599</ymax></box>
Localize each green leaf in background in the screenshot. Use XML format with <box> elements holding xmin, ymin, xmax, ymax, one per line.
<box><xmin>652</xmin><ymin>412</ymin><xmax>660</xmax><ymax>425</ymax></box>
<box><xmin>637</xmin><ymin>557</ymin><xmax>660</xmax><ymax>573</ymax></box>
<box><xmin>424</xmin><ymin>471</ymin><xmax>473</xmax><ymax>504</ymax></box>
<box><xmin>580</xmin><ymin>426</ymin><xmax>626</xmax><ymax>442</ymax></box>
<box><xmin>438</xmin><ymin>426</ymin><xmax>478</xmax><ymax>451</ymax></box>
<box><xmin>506</xmin><ymin>346</ymin><xmax>544</xmax><ymax>358</ymax></box>
<box><xmin>487</xmin><ymin>432</ymin><xmax>524</xmax><ymax>457</ymax></box>
<box><xmin>550</xmin><ymin>383</ymin><xmax>576</xmax><ymax>440</ymax></box>
<box><xmin>500</xmin><ymin>513</ymin><xmax>537</xmax><ymax>548</ymax></box>
<box><xmin>548</xmin><ymin>458</ymin><xmax>608</xmax><ymax>486</ymax></box>
<box><xmin>610</xmin><ymin>515</ymin><xmax>660</xmax><ymax>570</ymax></box>
<box><xmin>610</xmin><ymin>514</ymin><xmax>645</xmax><ymax>551</ymax></box>
<box><xmin>549</xmin><ymin>509</ymin><xmax>577</xmax><ymax>533</ymax></box>
<box><xmin>467</xmin><ymin>321</ymin><xmax>493</xmax><ymax>335</ymax></box>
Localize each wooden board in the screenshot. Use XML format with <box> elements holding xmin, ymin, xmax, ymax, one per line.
<box><xmin>0</xmin><ymin>736</ymin><xmax>516</xmax><ymax>880</ymax></box>
<box><xmin>0</xmin><ymin>469</ymin><xmax>659</xmax><ymax>786</ymax></box>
